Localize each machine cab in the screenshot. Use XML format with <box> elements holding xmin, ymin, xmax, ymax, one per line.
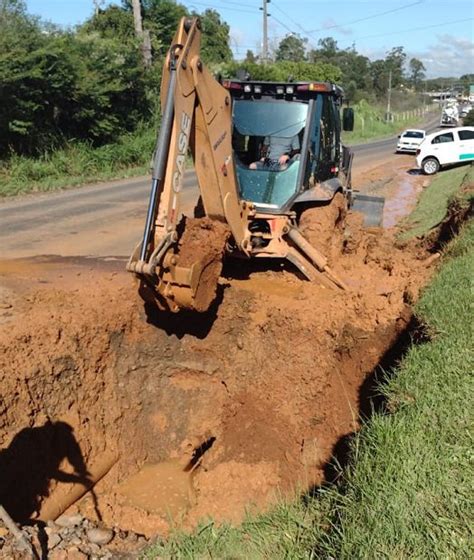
<box><xmin>223</xmin><ymin>80</ymin><xmax>351</xmax><ymax>213</ymax></box>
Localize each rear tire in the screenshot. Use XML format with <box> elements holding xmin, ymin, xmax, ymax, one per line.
<box><xmin>422</xmin><ymin>157</ymin><xmax>440</xmax><ymax>175</ymax></box>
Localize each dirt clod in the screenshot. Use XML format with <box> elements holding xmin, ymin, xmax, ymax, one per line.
<box><xmin>86</xmin><ymin>528</ymin><xmax>114</xmax><ymax>546</ymax></box>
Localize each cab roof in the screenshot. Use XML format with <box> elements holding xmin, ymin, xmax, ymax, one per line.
<box><xmin>222</xmin><ymin>79</ymin><xmax>344</xmax><ymax>99</ymax></box>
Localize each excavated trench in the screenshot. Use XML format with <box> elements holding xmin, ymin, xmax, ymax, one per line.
<box><xmin>0</xmin><ymin>212</ymin><xmax>441</xmax><ymax>549</ymax></box>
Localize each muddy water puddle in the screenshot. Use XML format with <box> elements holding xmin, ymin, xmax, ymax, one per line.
<box><xmin>117</xmin><ymin>461</ymin><xmax>194</xmax><ymax>519</ymax></box>
<box><xmin>353</xmin><ymin>154</ymin><xmax>427</xmax><ymax>229</ymax></box>
<box><xmin>383</xmin><ymin>173</ymin><xmax>426</xmax><ymax>228</ymax></box>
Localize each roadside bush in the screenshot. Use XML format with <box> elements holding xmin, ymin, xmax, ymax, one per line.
<box><xmin>462</xmin><ymin>109</ymin><xmax>474</xmax><ymax>126</ymax></box>
<box><xmin>0</xmin><ymin>126</ymin><xmax>156</xmax><ymax>196</ymax></box>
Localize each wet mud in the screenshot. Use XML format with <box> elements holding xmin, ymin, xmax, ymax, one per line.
<box><xmin>176</xmin><ymin>217</ymin><xmax>230</xmax><ymax>312</ymax></box>
<box><xmin>0</xmin><ymin>155</ymin><xmax>449</xmax><ymax>556</ymax></box>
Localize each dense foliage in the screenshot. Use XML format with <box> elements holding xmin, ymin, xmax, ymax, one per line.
<box><xmin>0</xmin><ymin>0</ymin><xmax>232</xmax><ymax>158</ymax></box>
<box><xmin>0</xmin><ymin>0</ymin><xmax>468</xmax><ymax>163</ymax></box>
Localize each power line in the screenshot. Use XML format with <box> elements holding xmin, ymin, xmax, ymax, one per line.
<box><xmin>271</xmin><ymin>1</ymin><xmax>308</xmax><ymax>37</ymax></box>
<box><xmin>304</xmin><ymin>0</ymin><xmax>424</xmax><ymax>35</ymax></box>
<box><xmin>270</xmin><ymin>14</ymin><xmax>295</xmax><ymax>37</ymax></box>
<box><xmin>269</xmin><ymin>1</ymin><xmax>426</xmax><ymax>51</ymax></box>
<box><xmin>182</xmin><ymin>1</ymin><xmax>258</xmax><ymax>15</ymax></box>
<box><xmin>349</xmin><ymin>16</ymin><xmax>473</xmax><ymax>41</ymax></box>
<box><xmin>210</xmin><ymin>0</ymin><xmax>259</xmax><ymax>8</ymax></box>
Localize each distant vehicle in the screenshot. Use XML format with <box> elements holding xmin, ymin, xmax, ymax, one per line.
<box><xmin>396</xmin><ymin>129</ymin><xmax>426</xmax><ymax>153</ymax></box>
<box><xmin>460</xmin><ymin>104</ymin><xmax>472</xmax><ymax>118</ymax></box>
<box><xmin>416</xmin><ymin>126</ymin><xmax>474</xmax><ymax>174</ymax></box>
<box><xmin>440</xmin><ymin>101</ymin><xmax>459</xmax><ymax>127</ymax></box>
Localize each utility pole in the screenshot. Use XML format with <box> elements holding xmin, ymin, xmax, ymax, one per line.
<box><xmin>92</xmin><ymin>0</ymin><xmax>105</xmax><ymax>16</ymax></box>
<box><xmin>131</xmin><ymin>0</ymin><xmax>152</xmax><ymax>68</ymax></box>
<box><xmin>385</xmin><ymin>69</ymin><xmax>392</xmax><ymax>122</ymax></box>
<box><xmin>260</xmin><ymin>0</ymin><xmax>271</xmax><ymax>63</ymax></box>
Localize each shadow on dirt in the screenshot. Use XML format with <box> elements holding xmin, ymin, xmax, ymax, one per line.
<box><xmin>406</xmin><ymin>168</ymin><xmax>422</xmax><ymax>175</ymax></box>
<box><xmin>223</xmin><ymin>256</ymin><xmax>307</xmax><ymax>282</ymax></box>
<box><xmin>142</xmin><ymin>283</ymin><xmax>225</xmax><ymax>339</ymax></box>
<box><xmin>303</xmin><ymin>314</ymin><xmax>429</xmax><ymax>495</ymax></box>
<box><xmin>430</xmin><ymin>196</ymin><xmax>473</xmax><ymax>253</ymax></box>
<box><xmin>0</xmin><ymin>421</ymin><xmax>100</xmax><ymax>524</ymax></box>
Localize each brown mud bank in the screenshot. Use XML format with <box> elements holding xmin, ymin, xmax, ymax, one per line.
<box><xmin>0</xmin><ymin>225</ymin><xmax>436</xmax><ymax>542</ymax></box>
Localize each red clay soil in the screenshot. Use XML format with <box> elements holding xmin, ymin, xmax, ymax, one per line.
<box><xmin>0</xmin><ymin>224</ymin><xmax>435</xmax><ymax>544</ymax></box>
<box><xmin>0</xmin><ymin>157</ymin><xmax>441</xmax><ymax>555</ymax></box>
<box><xmin>299</xmin><ymin>192</ymin><xmax>347</xmax><ymax>264</ymax></box>
<box><xmin>176</xmin><ymin>217</ymin><xmax>230</xmax><ymax>312</ymax></box>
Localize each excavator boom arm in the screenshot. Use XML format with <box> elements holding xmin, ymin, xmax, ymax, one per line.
<box><xmin>127</xmin><ymin>18</ymin><xmax>251</xmax><ymax>311</ymax></box>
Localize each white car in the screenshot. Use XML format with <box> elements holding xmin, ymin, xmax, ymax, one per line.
<box><xmin>396</xmin><ymin>129</ymin><xmax>426</xmax><ymax>153</ymax></box>
<box><xmin>416</xmin><ymin>126</ymin><xmax>474</xmax><ymax>174</ymax></box>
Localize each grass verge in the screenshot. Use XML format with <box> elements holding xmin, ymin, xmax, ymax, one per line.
<box><xmin>0</xmin><ymin>102</ymin><xmax>437</xmax><ymax>198</ymax></box>
<box><xmin>0</xmin><ymin>126</ymin><xmax>156</xmax><ymax>198</ymax></box>
<box><xmin>342</xmin><ymin>101</ymin><xmax>437</xmax><ymax>145</ymax></box>
<box><xmin>399</xmin><ymin>164</ymin><xmax>474</xmax><ymax>240</ymax></box>
<box><xmin>315</xmin><ymin>218</ymin><xmax>474</xmax><ymax>560</ymax></box>
<box><xmin>144</xmin><ymin>173</ymin><xmax>473</xmax><ymax>559</ymax></box>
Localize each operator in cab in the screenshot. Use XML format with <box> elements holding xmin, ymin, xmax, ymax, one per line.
<box><xmin>249</xmin><ymin>134</ymin><xmax>300</xmax><ymax>171</ymax></box>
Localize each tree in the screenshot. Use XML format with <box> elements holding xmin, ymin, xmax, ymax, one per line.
<box><xmin>198</xmin><ymin>9</ymin><xmax>232</xmax><ymax>64</ymax></box>
<box><xmin>120</xmin><ymin>0</ymin><xmax>188</xmax><ymax>58</ymax></box>
<box><xmin>317</xmin><ymin>37</ymin><xmax>338</xmax><ymax>58</ymax></box>
<box><xmin>370</xmin><ymin>59</ymin><xmax>389</xmax><ymax>96</ymax></box>
<box><xmin>82</xmin><ymin>5</ymin><xmax>135</xmax><ymax>42</ymax></box>
<box><xmin>408</xmin><ymin>57</ymin><xmax>426</xmax><ymax>90</ymax></box>
<box><xmin>463</xmin><ymin>109</ymin><xmax>474</xmax><ymax>126</ymax></box>
<box><xmin>385</xmin><ymin>46</ymin><xmax>406</xmax><ymax>87</ymax></box>
<box><xmin>131</xmin><ymin>0</ymin><xmax>152</xmax><ymax>66</ymax></box>
<box><xmin>244</xmin><ymin>49</ymin><xmax>256</xmax><ymax>64</ymax></box>
<box><xmin>275</xmin><ymin>34</ymin><xmax>307</xmax><ymax>62</ymax></box>
<box><xmin>220</xmin><ymin>60</ymin><xmax>341</xmax><ymax>83</ymax></box>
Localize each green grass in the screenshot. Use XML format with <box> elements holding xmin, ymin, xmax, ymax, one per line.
<box><xmin>315</xmin><ymin>219</ymin><xmax>474</xmax><ymax>560</ymax></box>
<box><xmin>0</xmin><ymin>99</ymin><xmax>436</xmax><ymax>197</ymax></box>
<box><xmin>342</xmin><ymin>100</ymin><xmax>437</xmax><ymax>145</ymax></box>
<box><xmin>144</xmin><ymin>173</ymin><xmax>473</xmax><ymax>559</ymax></box>
<box><xmin>0</xmin><ymin>126</ymin><xmax>156</xmax><ymax>197</ymax></box>
<box><xmin>399</xmin><ymin>165</ymin><xmax>474</xmax><ymax>240</ymax></box>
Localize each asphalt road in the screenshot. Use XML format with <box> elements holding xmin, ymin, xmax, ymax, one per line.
<box><xmin>0</xmin><ymin>116</ymin><xmax>440</xmax><ymax>259</ymax></box>
<box><xmin>353</xmin><ymin>115</ymin><xmax>440</xmax><ymax>163</ymax></box>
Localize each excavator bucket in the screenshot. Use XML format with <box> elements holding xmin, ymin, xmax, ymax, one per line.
<box><xmin>129</xmin><ymin>217</ymin><xmax>229</xmax><ymax>313</ymax></box>
<box><xmin>351</xmin><ymin>193</ymin><xmax>385</xmax><ymax>227</ymax></box>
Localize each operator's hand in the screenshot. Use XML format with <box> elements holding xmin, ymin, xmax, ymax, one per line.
<box><xmin>278</xmin><ymin>154</ymin><xmax>290</xmax><ymax>166</ymax></box>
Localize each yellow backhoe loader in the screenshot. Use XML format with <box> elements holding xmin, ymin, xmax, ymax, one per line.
<box><xmin>127</xmin><ymin>17</ymin><xmax>383</xmax><ymax>312</ymax></box>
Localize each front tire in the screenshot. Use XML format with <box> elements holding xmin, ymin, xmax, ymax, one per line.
<box><xmin>422</xmin><ymin>157</ymin><xmax>440</xmax><ymax>175</ymax></box>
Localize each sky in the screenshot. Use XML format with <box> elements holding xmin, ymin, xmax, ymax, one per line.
<box><xmin>25</xmin><ymin>0</ymin><xmax>474</xmax><ymax>78</ymax></box>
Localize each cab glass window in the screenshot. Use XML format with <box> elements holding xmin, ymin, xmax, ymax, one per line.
<box><xmin>403</xmin><ymin>131</ymin><xmax>424</xmax><ymax>138</ymax></box>
<box><xmin>432</xmin><ymin>132</ymin><xmax>454</xmax><ymax>144</ymax></box>
<box><xmin>458</xmin><ymin>130</ymin><xmax>474</xmax><ymax>141</ymax></box>
<box><xmin>232</xmin><ymin>99</ymin><xmax>308</xmax><ymax>208</ymax></box>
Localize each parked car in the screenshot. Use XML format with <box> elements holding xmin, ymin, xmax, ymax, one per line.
<box><xmin>396</xmin><ymin>129</ymin><xmax>426</xmax><ymax>153</ymax></box>
<box><xmin>416</xmin><ymin>126</ymin><xmax>474</xmax><ymax>174</ymax></box>
<box><xmin>460</xmin><ymin>104</ymin><xmax>472</xmax><ymax>118</ymax></box>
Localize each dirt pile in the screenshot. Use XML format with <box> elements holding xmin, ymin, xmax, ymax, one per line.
<box><xmin>0</xmin><ymin>214</ymin><xmax>437</xmax><ymax>555</ymax></box>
